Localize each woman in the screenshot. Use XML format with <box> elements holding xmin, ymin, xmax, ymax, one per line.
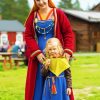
<box><xmin>25</xmin><ymin>0</ymin><xmax>74</xmax><ymax>100</ymax></box>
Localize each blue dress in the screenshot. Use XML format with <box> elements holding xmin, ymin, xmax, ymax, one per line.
<box><xmin>42</xmin><ymin>72</ymin><xmax>69</xmax><ymax>100</ymax></box>
<box><xmin>33</xmin><ymin>18</ymin><xmax>69</xmax><ymax>100</ymax></box>
<box><xmin>33</xmin><ymin>19</ymin><xmax>54</xmax><ymax>100</ymax></box>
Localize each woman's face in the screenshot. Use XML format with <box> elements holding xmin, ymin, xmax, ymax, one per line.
<box><xmin>35</xmin><ymin>0</ymin><xmax>48</xmax><ymax>9</ymax></box>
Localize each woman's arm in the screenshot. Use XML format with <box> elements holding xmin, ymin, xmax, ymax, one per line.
<box><xmin>57</xmin><ymin>9</ymin><xmax>74</xmax><ymax>56</ymax></box>
<box><xmin>25</xmin><ymin>12</ymin><xmax>42</xmax><ymax>58</ymax></box>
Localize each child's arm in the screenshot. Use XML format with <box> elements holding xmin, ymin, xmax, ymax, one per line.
<box><xmin>41</xmin><ymin>59</ymin><xmax>51</xmax><ymax>77</ymax></box>
<box><xmin>65</xmin><ymin>68</ymin><xmax>72</xmax><ymax>88</ymax></box>
<box><xmin>41</xmin><ymin>66</ymin><xmax>49</xmax><ymax>77</ymax></box>
<box><xmin>65</xmin><ymin>68</ymin><xmax>72</xmax><ymax>95</ymax></box>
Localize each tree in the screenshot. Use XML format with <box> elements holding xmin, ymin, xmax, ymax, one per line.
<box><xmin>0</xmin><ymin>0</ymin><xmax>30</xmax><ymax>23</ymax></box>
<box><xmin>58</xmin><ymin>0</ymin><xmax>81</xmax><ymax>10</ymax></box>
<box><xmin>58</xmin><ymin>0</ymin><xmax>73</xmax><ymax>9</ymax></box>
<box><xmin>73</xmin><ymin>0</ymin><xmax>81</xmax><ymax>10</ymax></box>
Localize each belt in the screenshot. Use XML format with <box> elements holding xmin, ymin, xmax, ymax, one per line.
<box><xmin>46</xmin><ymin>75</ymin><xmax>64</xmax><ymax>79</ymax></box>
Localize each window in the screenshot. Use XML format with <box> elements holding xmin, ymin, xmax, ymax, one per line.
<box><xmin>0</xmin><ymin>32</ymin><xmax>8</xmax><ymax>45</ymax></box>
<box><xmin>92</xmin><ymin>32</ymin><xmax>100</xmax><ymax>38</ymax></box>
<box><xmin>16</xmin><ymin>32</ymin><xmax>23</xmax><ymax>43</ymax></box>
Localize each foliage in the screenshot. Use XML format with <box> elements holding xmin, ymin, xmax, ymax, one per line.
<box><xmin>58</xmin><ymin>0</ymin><xmax>73</xmax><ymax>9</ymax></box>
<box><xmin>58</xmin><ymin>0</ymin><xmax>81</xmax><ymax>10</ymax></box>
<box><xmin>73</xmin><ymin>0</ymin><xmax>81</xmax><ymax>10</ymax></box>
<box><xmin>0</xmin><ymin>0</ymin><xmax>30</xmax><ymax>23</ymax></box>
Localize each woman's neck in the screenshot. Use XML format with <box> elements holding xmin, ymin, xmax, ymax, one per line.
<box><xmin>39</xmin><ymin>6</ymin><xmax>52</xmax><ymax>14</ymax></box>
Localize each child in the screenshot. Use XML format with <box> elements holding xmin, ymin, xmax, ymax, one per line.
<box><xmin>41</xmin><ymin>38</ymin><xmax>72</xmax><ymax>100</ymax></box>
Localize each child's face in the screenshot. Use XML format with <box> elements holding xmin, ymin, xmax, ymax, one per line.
<box><xmin>47</xmin><ymin>43</ymin><xmax>61</xmax><ymax>58</ymax></box>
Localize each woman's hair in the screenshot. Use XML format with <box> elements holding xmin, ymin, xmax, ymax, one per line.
<box><xmin>33</xmin><ymin>0</ymin><xmax>56</xmax><ymax>11</ymax></box>
<box><xmin>24</xmin><ymin>0</ymin><xmax>56</xmax><ymax>25</ymax></box>
<box><xmin>45</xmin><ymin>38</ymin><xmax>64</xmax><ymax>57</ymax></box>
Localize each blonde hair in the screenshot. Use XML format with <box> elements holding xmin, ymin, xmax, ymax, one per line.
<box><xmin>45</xmin><ymin>38</ymin><xmax>64</xmax><ymax>57</ymax></box>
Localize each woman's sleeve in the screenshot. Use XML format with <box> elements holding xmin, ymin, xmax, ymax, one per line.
<box><xmin>65</xmin><ymin>68</ymin><xmax>72</xmax><ymax>88</ymax></box>
<box><xmin>24</xmin><ymin>13</ymin><xmax>42</xmax><ymax>58</ymax></box>
<box><xmin>58</xmin><ymin>9</ymin><xmax>74</xmax><ymax>56</ymax></box>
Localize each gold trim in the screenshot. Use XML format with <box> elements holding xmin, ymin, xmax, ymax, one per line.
<box><xmin>64</xmin><ymin>49</ymin><xmax>73</xmax><ymax>54</ymax></box>
<box><xmin>54</xmin><ymin>8</ymin><xmax>57</xmax><ymax>37</ymax></box>
<box><xmin>33</xmin><ymin>12</ymin><xmax>37</xmax><ymax>40</ymax></box>
<box><xmin>30</xmin><ymin>50</ymin><xmax>41</xmax><ymax>57</ymax></box>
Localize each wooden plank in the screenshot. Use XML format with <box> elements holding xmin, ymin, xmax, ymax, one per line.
<box><xmin>13</xmin><ymin>57</ymin><xmax>26</xmax><ymax>68</ymax></box>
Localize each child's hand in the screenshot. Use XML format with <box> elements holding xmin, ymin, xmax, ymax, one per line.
<box><xmin>66</xmin><ymin>88</ymin><xmax>71</xmax><ymax>95</ymax></box>
<box><xmin>43</xmin><ymin>59</ymin><xmax>50</xmax><ymax>70</ymax></box>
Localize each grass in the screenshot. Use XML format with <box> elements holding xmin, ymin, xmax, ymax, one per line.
<box><xmin>71</xmin><ymin>54</ymin><xmax>100</xmax><ymax>100</ymax></box>
<box><xmin>0</xmin><ymin>64</ymin><xmax>27</xmax><ymax>100</ymax></box>
<box><xmin>0</xmin><ymin>53</ymin><xmax>100</xmax><ymax>100</ymax></box>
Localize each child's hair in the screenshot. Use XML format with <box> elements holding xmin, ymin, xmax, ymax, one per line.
<box><xmin>45</xmin><ymin>38</ymin><xmax>64</xmax><ymax>57</ymax></box>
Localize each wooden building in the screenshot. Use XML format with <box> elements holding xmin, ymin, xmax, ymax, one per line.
<box><xmin>0</xmin><ymin>20</ymin><xmax>25</xmax><ymax>45</ymax></box>
<box><xmin>63</xmin><ymin>9</ymin><xmax>100</xmax><ymax>52</ymax></box>
<box><xmin>91</xmin><ymin>3</ymin><xmax>100</xmax><ymax>11</ymax></box>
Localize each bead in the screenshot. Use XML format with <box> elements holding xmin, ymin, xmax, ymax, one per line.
<box><xmin>36</xmin><ymin>25</ymin><xmax>38</xmax><ymax>29</ymax></box>
<box><xmin>35</xmin><ymin>20</ymin><xmax>54</xmax><ymax>35</ymax></box>
<box><xmin>35</xmin><ymin>18</ymin><xmax>38</xmax><ymax>23</ymax></box>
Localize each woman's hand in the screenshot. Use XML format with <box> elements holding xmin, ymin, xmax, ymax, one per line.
<box><xmin>66</xmin><ymin>88</ymin><xmax>71</xmax><ymax>95</ymax></box>
<box><xmin>63</xmin><ymin>53</ymin><xmax>70</xmax><ymax>61</ymax></box>
<box><xmin>37</xmin><ymin>53</ymin><xmax>46</xmax><ymax>63</ymax></box>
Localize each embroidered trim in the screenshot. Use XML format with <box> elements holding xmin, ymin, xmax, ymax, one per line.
<box><xmin>30</xmin><ymin>50</ymin><xmax>41</xmax><ymax>57</ymax></box>
<box><xmin>64</xmin><ymin>49</ymin><xmax>73</xmax><ymax>55</ymax></box>
<box><xmin>35</xmin><ymin>20</ymin><xmax>54</xmax><ymax>35</ymax></box>
<box><xmin>38</xmin><ymin>9</ymin><xmax>53</xmax><ymax>20</ymax></box>
<box><xmin>46</xmin><ymin>75</ymin><xmax>64</xmax><ymax>79</ymax></box>
<box><xmin>33</xmin><ymin>12</ymin><xmax>39</xmax><ymax>42</ymax></box>
<box><xmin>54</xmin><ymin>8</ymin><xmax>57</xmax><ymax>37</ymax></box>
<box><xmin>46</xmin><ymin>9</ymin><xmax>54</xmax><ymax>20</ymax></box>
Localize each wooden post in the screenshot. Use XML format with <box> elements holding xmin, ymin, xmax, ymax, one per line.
<box><xmin>3</xmin><ymin>57</ymin><xmax>7</xmax><ymax>70</ymax></box>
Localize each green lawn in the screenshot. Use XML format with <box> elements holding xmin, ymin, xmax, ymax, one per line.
<box><xmin>71</xmin><ymin>53</ymin><xmax>100</xmax><ymax>100</ymax></box>
<box><xmin>0</xmin><ymin>53</ymin><xmax>100</xmax><ymax>100</ymax></box>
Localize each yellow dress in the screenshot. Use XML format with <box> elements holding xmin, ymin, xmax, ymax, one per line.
<box><xmin>49</xmin><ymin>58</ymin><xmax>70</xmax><ymax>77</ymax></box>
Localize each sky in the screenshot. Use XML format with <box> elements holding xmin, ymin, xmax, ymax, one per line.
<box><xmin>28</xmin><ymin>0</ymin><xmax>100</xmax><ymax>10</ymax></box>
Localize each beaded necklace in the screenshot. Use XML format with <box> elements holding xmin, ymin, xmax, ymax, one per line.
<box><xmin>34</xmin><ymin>13</ymin><xmax>54</xmax><ymax>39</ymax></box>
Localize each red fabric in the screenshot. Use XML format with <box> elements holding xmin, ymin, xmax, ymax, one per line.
<box><xmin>56</xmin><ymin>9</ymin><xmax>74</xmax><ymax>53</ymax></box>
<box><xmin>25</xmin><ymin>8</ymin><xmax>74</xmax><ymax>100</ymax></box>
<box><xmin>25</xmin><ymin>58</ymin><xmax>37</xmax><ymax>100</ymax></box>
<box><xmin>70</xmin><ymin>88</ymin><xmax>74</xmax><ymax>100</ymax></box>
